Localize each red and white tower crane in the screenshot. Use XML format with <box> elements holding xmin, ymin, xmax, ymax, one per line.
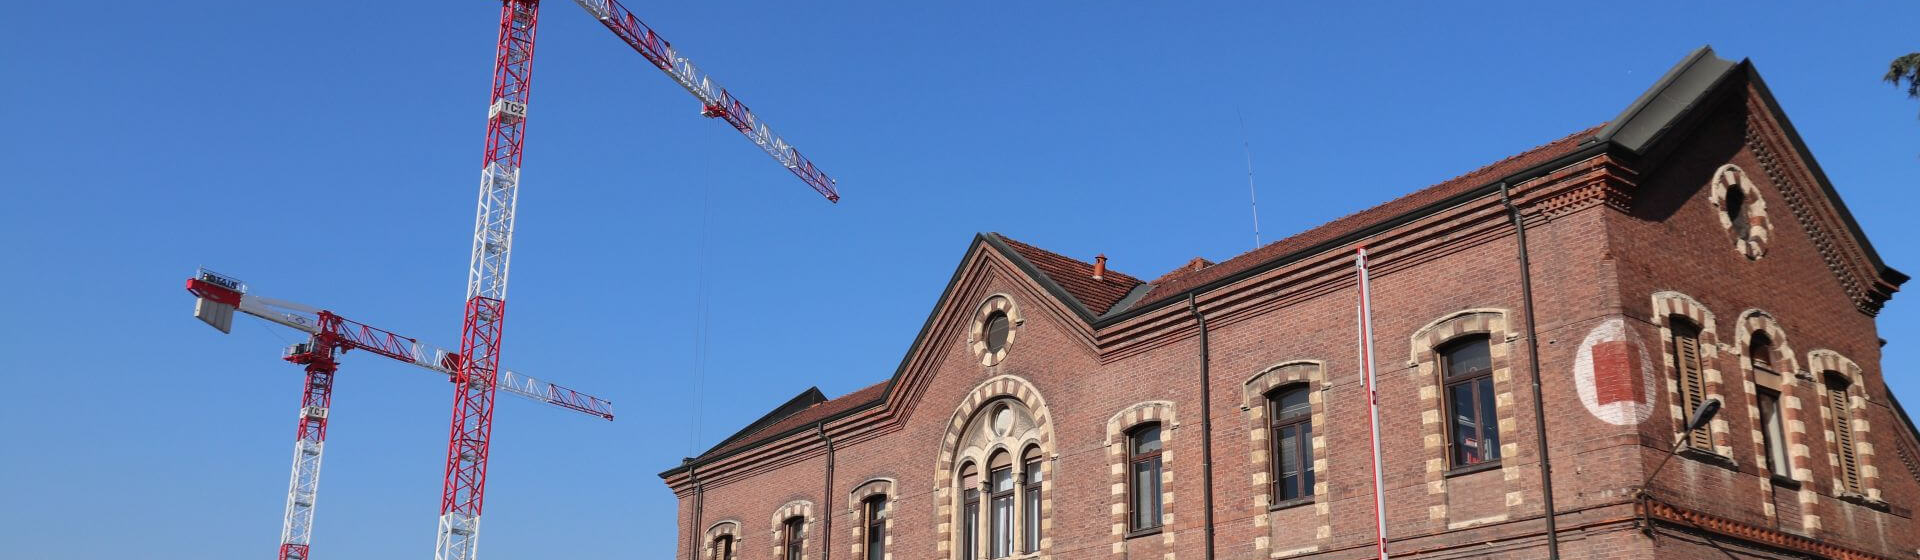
<box><xmin>184</xmin><ymin>269</ymin><xmax>613</xmax><ymax>560</ymax></box>
<box><xmin>438</xmin><ymin>1</ymin><xmax>838</xmax><ymax>559</ymax></box>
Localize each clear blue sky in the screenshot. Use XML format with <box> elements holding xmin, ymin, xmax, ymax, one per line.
<box><xmin>5</xmin><ymin>2</ymin><xmax>1916</xmax><ymax>558</ymax></box>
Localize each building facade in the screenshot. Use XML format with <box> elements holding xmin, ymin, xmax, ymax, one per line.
<box><xmin>660</xmin><ymin>48</ymin><xmax>1913</xmax><ymax>560</ymax></box>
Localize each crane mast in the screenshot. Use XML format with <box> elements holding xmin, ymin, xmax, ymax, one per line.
<box><xmin>186</xmin><ymin>270</ymin><xmax>612</xmax><ymax>560</ymax></box>
<box><xmin>439</xmin><ymin>2</ymin><xmax>539</xmax><ymax>559</ymax></box>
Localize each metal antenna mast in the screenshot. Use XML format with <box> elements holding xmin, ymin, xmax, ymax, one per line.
<box><xmin>1237</xmin><ymin>107</ymin><xmax>1262</xmax><ymax>248</ymax></box>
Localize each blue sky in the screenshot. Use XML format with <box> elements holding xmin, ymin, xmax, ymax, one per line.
<box><xmin>4</xmin><ymin>2</ymin><xmax>1917</xmax><ymax>558</ymax></box>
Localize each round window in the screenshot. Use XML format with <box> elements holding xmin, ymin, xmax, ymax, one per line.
<box><xmin>985</xmin><ymin>312</ymin><xmax>1011</xmax><ymax>353</ymax></box>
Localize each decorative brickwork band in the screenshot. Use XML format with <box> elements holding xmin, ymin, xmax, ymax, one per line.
<box><xmin>1640</xmin><ymin>498</ymin><xmax>1892</xmax><ymax>560</ymax></box>
<box><xmin>1240</xmin><ymin>360</ymin><xmax>1331</xmax><ymax>554</ymax></box>
<box><xmin>770</xmin><ymin>501</ymin><xmax>815</xmax><ymax>560</ymax></box>
<box><xmin>1105</xmin><ymin>401</ymin><xmax>1176</xmax><ymax>557</ymax></box>
<box><xmin>933</xmin><ymin>375</ymin><xmax>1054</xmax><ymax>560</ymax></box>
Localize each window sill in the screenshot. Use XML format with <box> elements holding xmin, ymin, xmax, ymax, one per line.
<box><xmin>1768</xmin><ymin>475</ymin><xmax>1800</xmax><ymax>490</ymax></box>
<box><xmin>1677</xmin><ymin>447</ymin><xmax>1739</xmax><ymax>472</ymax></box>
<box><xmin>1269</xmin><ymin>496</ymin><xmax>1315</xmax><ymax>512</ymax></box>
<box><xmin>1444</xmin><ymin>460</ymin><xmax>1501</xmax><ymax>478</ymax></box>
<box><xmin>1125</xmin><ymin>526</ymin><xmax>1162</xmax><ymax>540</ymax></box>
<box><xmin>1839</xmin><ymin>492</ymin><xmax>1890</xmax><ymax>512</ymax></box>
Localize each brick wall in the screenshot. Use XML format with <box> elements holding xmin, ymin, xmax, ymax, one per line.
<box><xmin>667</xmin><ymin>83</ymin><xmax>1911</xmax><ymax>560</ymax></box>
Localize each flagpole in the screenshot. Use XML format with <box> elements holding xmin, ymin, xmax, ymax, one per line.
<box><xmin>1356</xmin><ymin>247</ymin><xmax>1390</xmax><ymax>560</ymax></box>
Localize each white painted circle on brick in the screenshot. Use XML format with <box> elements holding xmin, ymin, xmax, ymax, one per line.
<box><xmin>1572</xmin><ymin>317</ymin><xmax>1657</xmax><ymax>426</ymax></box>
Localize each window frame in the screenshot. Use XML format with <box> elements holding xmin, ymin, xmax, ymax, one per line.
<box><xmin>862</xmin><ymin>495</ymin><xmax>886</xmax><ymax>560</ymax></box>
<box><xmin>1825</xmin><ymin>372</ymin><xmax>1864</xmax><ymax>495</ymax></box>
<box><xmin>1669</xmin><ymin>319</ymin><xmax>1713</xmax><ymax>452</ymax></box>
<box><xmin>987</xmin><ymin>461</ymin><xmax>1014</xmax><ymax>558</ymax></box>
<box><xmin>1125</xmin><ymin>423</ymin><xmax>1165</xmax><ymax>536</ymax></box>
<box><xmin>782</xmin><ymin>516</ymin><xmax>805</xmax><ymax>560</ymax></box>
<box><xmin>1439</xmin><ymin>335</ymin><xmax>1501</xmax><ymax>471</ymax></box>
<box><xmin>960</xmin><ymin>461</ymin><xmax>979</xmax><ymax>560</ymax></box>
<box><xmin>1020</xmin><ymin>448</ymin><xmax>1043</xmax><ymax>553</ymax></box>
<box><xmin>984</xmin><ymin>311</ymin><xmax>1011</xmax><ymax>354</ymax></box>
<box><xmin>1266</xmin><ymin>384</ymin><xmax>1314</xmax><ymax>505</ymax></box>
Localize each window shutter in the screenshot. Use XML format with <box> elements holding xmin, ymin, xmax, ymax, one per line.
<box><xmin>1673</xmin><ymin>331</ymin><xmax>1711</xmax><ymax>451</ymax></box>
<box><xmin>1829</xmin><ymin>384</ymin><xmax>1863</xmax><ymax>493</ymax></box>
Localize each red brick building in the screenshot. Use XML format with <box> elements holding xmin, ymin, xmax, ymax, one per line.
<box><xmin>660</xmin><ymin>48</ymin><xmax>1913</xmax><ymax>560</ymax></box>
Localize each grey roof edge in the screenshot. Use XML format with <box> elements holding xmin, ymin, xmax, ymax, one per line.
<box><xmin>695</xmin><ymin>386</ymin><xmax>828</xmax><ymax>458</ymax></box>
<box><xmin>1593</xmin><ymin>45</ymin><xmax>1740</xmax><ymax>154</ymax></box>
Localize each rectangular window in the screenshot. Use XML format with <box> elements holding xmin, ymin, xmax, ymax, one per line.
<box><xmin>1128</xmin><ymin>424</ymin><xmax>1164</xmax><ymax>533</ymax></box>
<box><xmin>1671</xmin><ymin>322</ymin><xmax>1712</xmax><ymax>451</ymax></box>
<box><xmin>1269</xmin><ymin>386</ymin><xmax>1314</xmax><ymax>502</ymax></box>
<box><xmin>1442</xmin><ymin>337</ymin><xmax>1500</xmax><ymax>468</ymax></box>
<box><xmin>989</xmin><ymin>467</ymin><xmax>1013</xmax><ymax>558</ymax></box>
<box><xmin>865</xmin><ymin>497</ymin><xmax>886</xmax><ymax>560</ymax></box>
<box><xmin>714</xmin><ymin>535</ymin><xmax>734</xmax><ymax>560</ymax></box>
<box><xmin>783</xmin><ymin>517</ymin><xmax>804</xmax><ymax>560</ymax></box>
<box><xmin>1759</xmin><ymin>388</ymin><xmax>1789</xmax><ymax>479</ymax></box>
<box><xmin>1022</xmin><ymin>457</ymin><xmax>1042</xmax><ymax>553</ymax></box>
<box><xmin>962</xmin><ymin>489</ymin><xmax>979</xmax><ymax>560</ymax></box>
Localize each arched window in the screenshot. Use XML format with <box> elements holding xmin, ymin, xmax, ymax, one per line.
<box><xmin>1724</xmin><ymin>180</ymin><xmax>1748</xmax><ymax>238</ymax></box>
<box><xmin>862</xmin><ymin>495</ymin><xmax>887</xmax><ymax>560</ymax></box>
<box><xmin>959</xmin><ymin>462</ymin><xmax>979</xmax><ymax>560</ymax></box>
<box><xmin>782</xmin><ymin>516</ymin><xmax>805</xmax><ymax>560</ymax></box>
<box><xmin>1825</xmin><ymin>372</ymin><xmax>1864</xmax><ymax>494</ymax></box>
<box><xmin>987</xmin><ymin>451</ymin><xmax>1015</xmax><ymax>558</ymax></box>
<box><xmin>1020</xmin><ymin>446</ymin><xmax>1043</xmax><ymax>553</ymax></box>
<box><xmin>1127</xmin><ymin>423</ymin><xmax>1164</xmax><ymax>533</ymax></box>
<box><xmin>1441</xmin><ymin>335</ymin><xmax>1500</xmax><ymax>467</ymax></box>
<box><xmin>1669</xmin><ymin>319</ymin><xmax>1712</xmax><ymax>451</ymax></box>
<box><xmin>1267</xmin><ymin>385</ymin><xmax>1314</xmax><ymax>502</ymax></box>
<box><xmin>711</xmin><ymin>534</ymin><xmax>735</xmax><ymax>560</ymax></box>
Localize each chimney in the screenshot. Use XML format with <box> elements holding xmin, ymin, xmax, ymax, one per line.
<box><xmin>1093</xmin><ymin>254</ymin><xmax>1107</xmax><ymax>281</ymax></box>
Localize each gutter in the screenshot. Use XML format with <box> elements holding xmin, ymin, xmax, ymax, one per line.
<box><xmin>1500</xmin><ymin>181</ymin><xmax>1561</xmax><ymax>558</ymax></box>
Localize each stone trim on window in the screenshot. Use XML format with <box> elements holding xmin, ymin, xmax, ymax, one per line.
<box><xmin>968</xmin><ymin>294</ymin><xmax>1024</xmax><ymax>367</ymax></box>
<box><xmin>705</xmin><ymin>520</ymin><xmax>742</xmax><ymax>560</ymax></box>
<box><xmin>1240</xmin><ymin>360</ymin><xmax>1330</xmax><ymax>554</ymax></box>
<box><xmin>933</xmin><ymin>375</ymin><xmax>1055</xmax><ymax>560</ymax></box>
<box><xmin>771</xmin><ymin>501</ymin><xmax>816</xmax><ymax>560</ymax></box>
<box><xmin>1650</xmin><ymin>292</ymin><xmax>1735</xmax><ymax>459</ymax></box>
<box><xmin>1731</xmin><ymin>310</ymin><xmax>1812</xmax><ymax>528</ymax></box>
<box><xmin>848</xmin><ymin>479</ymin><xmax>895</xmax><ymax>560</ymax></box>
<box><xmin>1106</xmin><ymin>401</ymin><xmax>1176</xmax><ymax>556</ymax></box>
<box><xmin>1408</xmin><ymin>309</ymin><xmax>1525</xmax><ymax>527</ymax></box>
<box><xmin>1708</xmin><ymin>163</ymin><xmax>1773</xmax><ymax>260</ymax></box>
<box><xmin>1807</xmin><ymin>349</ymin><xmax>1880</xmax><ymax>505</ymax></box>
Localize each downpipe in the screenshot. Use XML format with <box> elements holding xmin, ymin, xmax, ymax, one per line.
<box><xmin>1500</xmin><ymin>181</ymin><xmax>1561</xmax><ymax>559</ymax></box>
<box><xmin>818</xmin><ymin>423</ymin><xmax>835</xmax><ymax>560</ymax></box>
<box><xmin>1188</xmin><ymin>295</ymin><xmax>1217</xmax><ymax>560</ymax></box>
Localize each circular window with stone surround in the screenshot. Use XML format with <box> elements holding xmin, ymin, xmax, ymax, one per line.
<box><xmin>969</xmin><ymin>295</ymin><xmax>1022</xmax><ymax>366</ymax></box>
<box><xmin>1707</xmin><ymin>163</ymin><xmax>1772</xmax><ymax>260</ymax></box>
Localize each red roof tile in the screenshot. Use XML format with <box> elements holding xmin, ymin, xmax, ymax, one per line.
<box><xmin>700</xmin><ymin>381</ymin><xmax>887</xmax><ymax>459</ymax></box>
<box><xmin>1135</xmin><ymin>125</ymin><xmax>1604</xmax><ymax>306</ymax></box>
<box><xmin>995</xmin><ymin>235</ymin><xmax>1144</xmax><ymax>315</ymax></box>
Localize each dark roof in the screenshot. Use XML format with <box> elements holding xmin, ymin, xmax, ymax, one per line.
<box><xmin>994</xmin><ymin>235</ymin><xmax>1144</xmax><ymax>315</ymax></box>
<box><xmin>1134</xmin><ymin>124</ymin><xmax>1603</xmax><ymax>306</ymax></box>
<box><xmin>697</xmin><ymin>382</ymin><xmax>887</xmax><ymax>460</ymax></box>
